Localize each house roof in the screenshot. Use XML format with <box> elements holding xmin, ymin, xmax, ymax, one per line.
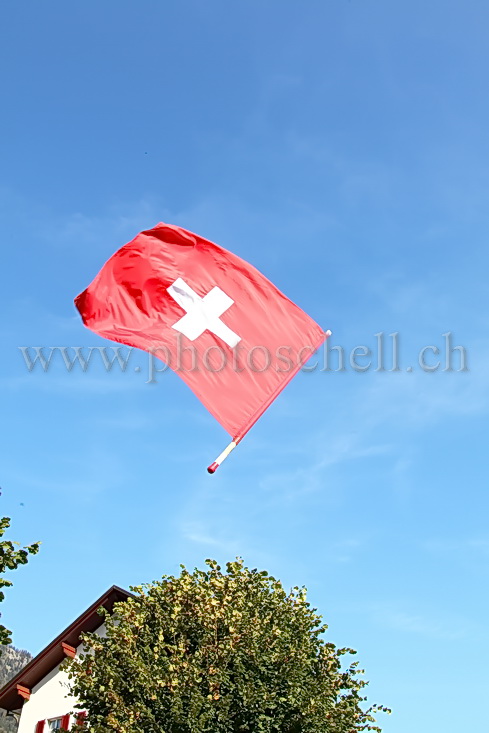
<box><xmin>0</xmin><ymin>585</ymin><xmax>131</xmax><ymax>712</ymax></box>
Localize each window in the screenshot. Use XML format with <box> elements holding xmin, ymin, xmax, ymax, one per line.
<box><xmin>38</xmin><ymin>714</ymin><xmax>70</xmax><ymax>732</ymax></box>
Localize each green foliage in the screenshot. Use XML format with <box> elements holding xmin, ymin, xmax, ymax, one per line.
<box><xmin>0</xmin><ymin>516</ymin><xmax>40</xmax><ymax>650</ymax></box>
<box><xmin>66</xmin><ymin>559</ymin><xmax>388</xmax><ymax>733</ymax></box>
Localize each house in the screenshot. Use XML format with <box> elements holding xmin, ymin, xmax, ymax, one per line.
<box><xmin>0</xmin><ymin>586</ymin><xmax>130</xmax><ymax>732</ymax></box>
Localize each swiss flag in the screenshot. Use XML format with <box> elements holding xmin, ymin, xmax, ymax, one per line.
<box><xmin>75</xmin><ymin>223</ymin><xmax>327</xmax><ymax>452</ymax></box>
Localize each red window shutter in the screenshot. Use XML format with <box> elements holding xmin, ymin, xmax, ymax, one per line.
<box><xmin>35</xmin><ymin>722</ymin><xmax>45</xmax><ymax>733</ymax></box>
<box><xmin>76</xmin><ymin>711</ymin><xmax>88</xmax><ymax>727</ymax></box>
<box><xmin>61</xmin><ymin>714</ymin><xmax>70</xmax><ymax>730</ymax></box>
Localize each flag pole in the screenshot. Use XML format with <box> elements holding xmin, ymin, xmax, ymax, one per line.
<box><xmin>207</xmin><ymin>330</ymin><xmax>332</xmax><ymax>474</ymax></box>
<box><xmin>207</xmin><ymin>441</ymin><xmax>238</xmax><ymax>474</ymax></box>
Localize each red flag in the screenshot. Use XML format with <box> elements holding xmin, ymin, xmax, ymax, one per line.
<box><xmin>75</xmin><ymin>223</ymin><xmax>328</xmax><ymax>467</ymax></box>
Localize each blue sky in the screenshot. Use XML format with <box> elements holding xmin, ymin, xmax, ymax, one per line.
<box><xmin>1</xmin><ymin>1</ymin><xmax>489</xmax><ymax>730</ymax></box>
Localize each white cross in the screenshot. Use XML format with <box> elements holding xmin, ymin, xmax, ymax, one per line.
<box><xmin>167</xmin><ymin>277</ymin><xmax>241</xmax><ymax>348</ymax></box>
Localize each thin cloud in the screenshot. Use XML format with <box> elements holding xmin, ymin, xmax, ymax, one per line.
<box><xmin>370</xmin><ymin>602</ymin><xmax>470</xmax><ymax>641</ymax></box>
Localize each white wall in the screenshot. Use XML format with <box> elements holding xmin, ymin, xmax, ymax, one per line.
<box><xmin>17</xmin><ymin>623</ymin><xmax>106</xmax><ymax>733</ymax></box>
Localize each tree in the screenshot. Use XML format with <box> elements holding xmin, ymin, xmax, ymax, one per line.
<box><xmin>65</xmin><ymin>559</ymin><xmax>389</xmax><ymax>733</ymax></box>
<box><xmin>0</xmin><ymin>516</ymin><xmax>40</xmax><ymax>650</ymax></box>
